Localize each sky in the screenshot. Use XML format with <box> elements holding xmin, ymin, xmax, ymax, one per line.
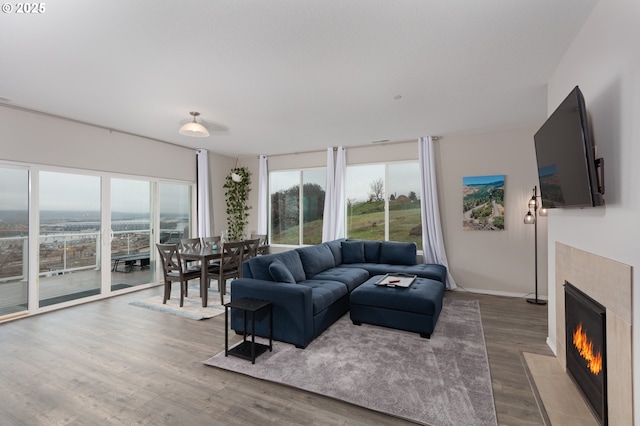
<box><xmin>0</xmin><ymin>167</ymin><xmax>28</xmax><ymax>210</ymax></box>
<box><xmin>269</xmin><ymin>168</ymin><xmax>326</xmax><ymax>193</ymax></box>
<box><xmin>462</xmin><ymin>174</ymin><xmax>505</xmax><ymax>186</ymax></box>
<box><xmin>0</xmin><ymin>168</ymin><xmax>189</xmax><ymax>214</ymax></box>
<box><xmin>346</xmin><ymin>163</ymin><xmax>420</xmax><ymax>203</ymax></box>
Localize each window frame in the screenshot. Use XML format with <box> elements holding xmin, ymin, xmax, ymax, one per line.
<box><xmin>268</xmin><ymin>166</ymin><xmax>326</xmax><ymax>247</ymax></box>
<box><xmin>345</xmin><ymin>160</ymin><xmax>422</xmax><ymax>251</ymax></box>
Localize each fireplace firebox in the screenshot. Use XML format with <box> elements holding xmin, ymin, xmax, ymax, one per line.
<box><xmin>564</xmin><ymin>282</ymin><xmax>607</xmax><ymax>425</ymax></box>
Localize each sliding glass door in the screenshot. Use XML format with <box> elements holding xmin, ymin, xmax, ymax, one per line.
<box><xmin>110</xmin><ymin>178</ymin><xmax>154</xmax><ymax>289</ymax></box>
<box><xmin>38</xmin><ymin>171</ymin><xmax>102</xmax><ymax>308</ymax></box>
<box><xmin>0</xmin><ymin>166</ymin><xmax>29</xmax><ymax>316</ymax></box>
<box><xmin>159</xmin><ymin>183</ymin><xmax>192</xmax><ymax>245</ymax></box>
<box><xmin>0</xmin><ymin>162</ymin><xmax>195</xmax><ymax>318</ymax></box>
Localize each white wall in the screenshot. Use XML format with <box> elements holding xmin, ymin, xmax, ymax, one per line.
<box><xmin>207</xmin><ymin>152</ymin><xmax>239</xmax><ymax>236</ymax></box>
<box><xmin>0</xmin><ymin>106</ymin><xmax>195</xmax><ymax>181</ymax></box>
<box><xmin>242</xmin><ymin>135</ymin><xmax>541</xmax><ymax>297</ymax></box>
<box><xmin>436</xmin><ymin>128</ymin><xmax>545</xmax><ymax>296</ymax></box>
<box><xmin>544</xmin><ymin>0</ymin><xmax>640</xmax><ymax>421</ymax></box>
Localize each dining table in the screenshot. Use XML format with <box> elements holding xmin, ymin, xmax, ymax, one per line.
<box><xmin>179</xmin><ymin>246</ymin><xmax>222</xmax><ymax>307</ymax></box>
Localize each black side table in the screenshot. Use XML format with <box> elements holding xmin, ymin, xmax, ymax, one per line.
<box><xmin>224</xmin><ymin>297</ymin><xmax>273</xmax><ymax>364</ymax></box>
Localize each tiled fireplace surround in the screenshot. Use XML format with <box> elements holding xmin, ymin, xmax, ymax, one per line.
<box><xmin>555</xmin><ymin>242</ymin><xmax>633</xmax><ymax>425</ymax></box>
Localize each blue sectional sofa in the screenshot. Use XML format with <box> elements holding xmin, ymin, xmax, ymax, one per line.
<box><xmin>230</xmin><ymin>239</ymin><xmax>447</xmax><ymax>348</ymax></box>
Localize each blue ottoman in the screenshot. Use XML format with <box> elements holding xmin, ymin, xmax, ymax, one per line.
<box><xmin>349</xmin><ymin>275</ymin><xmax>445</xmax><ymax>338</ymax></box>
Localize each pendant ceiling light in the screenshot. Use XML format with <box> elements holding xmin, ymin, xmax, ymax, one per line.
<box><xmin>179</xmin><ymin>111</ymin><xmax>210</xmax><ymax>137</ymax></box>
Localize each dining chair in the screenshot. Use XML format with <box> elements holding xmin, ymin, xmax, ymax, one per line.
<box><xmin>202</xmin><ymin>236</ymin><xmax>221</xmax><ymax>249</ymax></box>
<box><xmin>243</xmin><ymin>238</ymin><xmax>261</xmax><ymax>262</ymax></box>
<box><xmin>180</xmin><ymin>237</ymin><xmax>202</xmax><ymax>270</ymax></box>
<box><xmin>208</xmin><ymin>241</ymin><xmax>244</xmax><ymax>305</ymax></box>
<box><xmin>251</xmin><ymin>233</ymin><xmax>268</xmax><ymax>255</ymax></box>
<box><xmin>156</xmin><ymin>243</ymin><xmax>201</xmax><ymax>307</ymax></box>
<box><xmin>201</xmin><ymin>236</ymin><xmax>222</xmax><ymax>285</ymax></box>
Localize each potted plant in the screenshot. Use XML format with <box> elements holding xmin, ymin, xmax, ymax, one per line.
<box><xmin>223</xmin><ymin>166</ymin><xmax>251</xmax><ymax>241</ymax></box>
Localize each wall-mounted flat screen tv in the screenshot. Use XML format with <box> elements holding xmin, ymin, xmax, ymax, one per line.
<box><xmin>534</xmin><ymin>86</ymin><xmax>604</xmax><ymax>208</ymax></box>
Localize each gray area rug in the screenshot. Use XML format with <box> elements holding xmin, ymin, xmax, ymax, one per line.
<box><xmin>204</xmin><ymin>298</ymin><xmax>497</xmax><ymax>426</ymax></box>
<box><xmin>130</xmin><ymin>283</ymin><xmax>229</xmax><ymax>320</ymax></box>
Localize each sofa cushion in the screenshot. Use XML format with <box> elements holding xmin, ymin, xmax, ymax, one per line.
<box><xmin>309</xmin><ymin>266</ymin><xmax>370</xmax><ymax>292</ymax></box>
<box><xmin>341</xmin><ymin>240</ymin><xmax>365</xmax><ymax>264</ymax></box>
<box><xmin>379</xmin><ymin>241</ymin><xmax>417</xmax><ymax>265</ymax></box>
<box><xmin>363</xmin><ymin>240</ymin><xmax>381</xmax><ymax>263</ymax></box>
<box><xmin>323</xmin><ymin>239</ymin><xmax>344</xmax><ymax>265</ymax></box>
<box><xmin>268</xmin><ymin>259</ymin><xmax>296</xmax><ymax>283</ymax></box>
<box><xmin>296</xmin><ymin>244</ymin><xmax>336</xmax><ymax>278</ymax></box>
<box><xmin>349</xmin><ymin>263</ymin><xmax>446</xmax><ymax>285</ymax></box>
<box><xmin>297</xmin><ymin>280</ymin><xmax>348</xmax><ymax>315</ymax></box>
<box><xmin>247</xmin><ymin>250</ymin><xmax>307</xmax><ymax>282</ymax></box>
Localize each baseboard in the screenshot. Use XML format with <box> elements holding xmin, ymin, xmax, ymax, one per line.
<box><xmin>451</xmin><ymin>287</ymin><xmax>549</xmax><ymax>300</ymax></box>
<box><xmin>546</xmin><ymin>336</ymin><xmax>557</xmax><ymax>355</ymax></box>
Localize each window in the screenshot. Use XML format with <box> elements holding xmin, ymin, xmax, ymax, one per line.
<box><xmin>159</xmin><ymin>183</ymin><xmax>192</xmax><ymax>244</ymax></box>
<box><xmin>346</xmin><ymin>162</ymin><xmax>422</xmax><ymax>250</ymax></box>
<box><xmin>0</xmin><ymin>161</ymin><xmax>194</xmax><ymax>318</ymax></box>
<box><xmin>0</xmin><ymin>166</ymin><xmax>29</xmax><ymax>316</ymax></box>
<box><xmin>269</xmin><ymin>169</ymin><xmax>326</xmax><ymax>245</ymax></box>
<box><xmin>39</xmin><ymin>171</ymin><xmax>102</xmax><ymax>307</ymax></box>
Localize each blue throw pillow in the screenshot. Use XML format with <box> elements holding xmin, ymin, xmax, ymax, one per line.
<box><xmin>296</xmin><ymin>244</ymin><xmax>336</xmax><ymax>278</ymax></box>
<box><xmin>379</xmin><ymin>241</ymin><xmax>417</xmax><ymax>265</ymax></box>
<box><xmin>341</xmin><ymin>240</ymin><xmax>365</xmax><ymax>264</ymax></box>
<box><xmin>269</xmin><ymin>259</ymin><xmax>296</xmax><ymax>283</ymax></box>
<box><xmin>363</xmin><ymin>240</ymin><xmax>381</xmax><ymax>263</ymax></box>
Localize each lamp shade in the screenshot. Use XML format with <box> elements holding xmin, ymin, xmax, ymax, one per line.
<box><xmin>524</xmin><ymin>211</ymin><xmax>535</xmax><ymax>224</ymax></box>
<box><xmin>179</xmin><ymin>121</ymin><xmax>209</xmax><ymax>137</ymax></box>
<box><xmin>179</xmin><ymin>112</ymin><xmax>210</xmax><ymax>137</ymax></box>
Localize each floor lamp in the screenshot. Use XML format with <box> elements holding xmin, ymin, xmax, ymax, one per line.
<box><xmin>524</xmin><ymin>186</ymin><xmax>547</xmax><ymax>305</ymax></box>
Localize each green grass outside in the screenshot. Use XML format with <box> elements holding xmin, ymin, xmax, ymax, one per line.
<box><xmin>272</xmin><ymin>201</ymin><xmax>422</xmax><ymax>250</ymax></box>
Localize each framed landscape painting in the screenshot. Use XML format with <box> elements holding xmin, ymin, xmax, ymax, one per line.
<box><xmin>463</xmin><ymin>175</ymin><xmax>505</xmax><ymax>230</ymax></box>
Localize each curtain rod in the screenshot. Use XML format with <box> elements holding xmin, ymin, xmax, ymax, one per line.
<box><xmin>259</xmin><ymin>136</ymin><xmax>441</xmax><ymax>159</ymax></box>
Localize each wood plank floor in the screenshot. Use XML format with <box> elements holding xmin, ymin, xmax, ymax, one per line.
<box><xmin>0</xmin><ymin>287</ymin><xmax>553</xmax><ymax>425</ymax></box>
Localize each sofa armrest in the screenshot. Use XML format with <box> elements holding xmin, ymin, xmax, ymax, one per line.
<box><xmin>230</xmin><ymin>278</ymin><xmax>314</xmax><ymax>348</ymax></box>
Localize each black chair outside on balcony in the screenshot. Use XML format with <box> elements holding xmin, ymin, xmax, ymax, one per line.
<box><xmin>208</xmin><ymin>241</ymin><xmax>244</xmax><ymax>305</ymax></box>
<box><xmin>156</xmin><ymin>243</ymin><xmax>201</xmax><ymax>307</ymax></box>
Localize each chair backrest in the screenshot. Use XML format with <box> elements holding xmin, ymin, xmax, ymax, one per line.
<box><xmin>218</xmin><ymin>241</ymin><xmax>245</xmax><ymax>278</ymax></box>
<box><xmin>156</xmin><ymin>243</ymin><xmax>184</xmax><ymax>276</ymax></box>
<box><xmin>243</xmin><ymin>238</ymin><xmax>261</xmax><ymax>261</ymax></box>
<box><xmin>180</xmin><ymin>237</ymin><xmax>202</xmax><ymax>251</ymax></box>
<box><xmin>251</xmin><ymin>233</ymin><xmax>268</xmax><ymax>246</ymax></box>
<box><xmin>202</xmin><ymin>236</ymin><xmax>221</xmax><ymax>249</ymax></box>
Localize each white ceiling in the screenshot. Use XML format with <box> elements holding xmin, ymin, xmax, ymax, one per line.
<box><xmin>0</xmin><ymin>0</ymin><xmax>597</xmax><ymax>157</ymax></box>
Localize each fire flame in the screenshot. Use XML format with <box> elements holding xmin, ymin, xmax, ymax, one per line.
<box><xmin>572</xmin><ymin>323</ymin><xmax>603</xmax><ymax>375</ymax></box>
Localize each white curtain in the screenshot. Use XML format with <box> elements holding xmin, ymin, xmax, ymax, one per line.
<box><xmin>322</xmin><ymin>146</ymin><xmax>346</xmax><ymax>241</ymax></box>
<box><xmin>322</xmin><ymin>148</ymin><xmax>335</xmax><ymax>242</ymax></box>
<box><xmin>257</xmin><ymin>154</ymin><xmax>268</xmax><ymax>234</ymax></box>
<box><xmin>419</xmin><ymin>137</ymin><xmax>456</xmax><ymax>289</ymax></box>
<box><xmin>196</xmin><ymin>149</ymin><xmax>211</xmax><ymax>238</ymax></box>
<box><xmin>334</xmin><ymin>146</ymin><xmax>346</xmax><ymax>238</ymax></box>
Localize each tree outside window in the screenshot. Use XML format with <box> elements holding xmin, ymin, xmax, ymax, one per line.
<box><xmin>269</xmin><ymin>169</ymin><xmax>326</xmax><ymax>245</ymax></box>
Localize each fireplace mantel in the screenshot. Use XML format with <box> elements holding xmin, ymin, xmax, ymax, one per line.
<box><xmin>555</xmin><ymin>242</ymin><xmax>632</xmax><ymax>425</ymax></box>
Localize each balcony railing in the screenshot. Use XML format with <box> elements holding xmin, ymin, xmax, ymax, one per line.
<box><xmin>0</xmin><ymin>229</ymin><xmax>180</xmax><ymax>282</ymax></box>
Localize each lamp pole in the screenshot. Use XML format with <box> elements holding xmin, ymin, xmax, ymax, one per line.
<box><xmin>524</xmin><ymin>186</ymin><xmax>546</xmax><ymax>305</ymax></box>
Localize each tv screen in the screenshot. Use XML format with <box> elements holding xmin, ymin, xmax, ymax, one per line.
<box><xmin>534</xmin><ymin>86</ymin><xmax>604</xmax><ymax>208</ymax></box>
